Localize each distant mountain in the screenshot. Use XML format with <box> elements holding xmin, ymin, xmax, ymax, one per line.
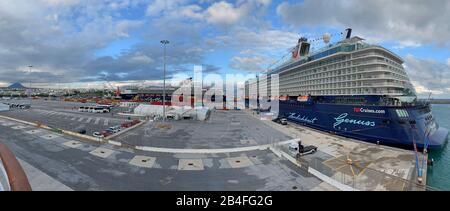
<box><xmin>8</xmin><ymin>82</ymin><xmax>26</xmax><ymax>89</ymax></box>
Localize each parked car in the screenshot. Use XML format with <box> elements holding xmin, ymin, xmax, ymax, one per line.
<box><xmin>100</xmin><ymin>130</ymin><xmax>112</xmax><ymax>137</ymax></box>
<box><xmin>288</xmin><ymin>142</ymin><xmax>299</xmax><ymax>151</ymax></box>
<box><xmin>77</xmin><ymin>129</ymin><xmax>86</xmax><ymax>134</ymax></box>
<box><xmin>108</xmin><ymin>126</ymin><xmax>121</xmax><ymax>133</ymax></box>
<box><xmin>132</xmin><ymin>119</ymin><xmax>141</xmax><ymax>125</ymax></box>
<box><xmin>295</xmin><ymin>141</ymin><xmax>318</xmax><ymax>158</ymax></box>
<box><xmin>93</xmin><ymin>132</ymin><xmax>104</xmax><ymax>138</ymax></box>
<box><xmin>272</xmin><ymin>117</ymin><xmax>287</xmax><ymax>125</ymax></box>
<box><xmin>121</xmin><ymin>122</ymin><xmax>133</xmax><ymax>128</ymax></box>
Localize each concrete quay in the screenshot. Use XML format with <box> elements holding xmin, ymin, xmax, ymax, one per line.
<box><xmin>245</xmin><ymin>109</ymin><xmax>432</xmax><ymax>191</ymax></box>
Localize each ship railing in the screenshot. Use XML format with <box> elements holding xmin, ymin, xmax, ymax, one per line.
<box><xmin>0</xmin><ymin>141</ymin><xmax>31</xmax><ymax>191</ymax></box>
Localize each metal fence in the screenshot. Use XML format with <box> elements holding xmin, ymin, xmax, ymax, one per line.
<box><xmin>304</xmin><ymin>155</ymin><xmax>439</xmax><ymax>191</ymax></box>
<box><xmin>270</xmin><ymin>142</ymin><xmax>439</xmax><ymax>191</ymax></box>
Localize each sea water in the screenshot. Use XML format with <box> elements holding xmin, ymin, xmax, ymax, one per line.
<box><xmin>427</xmin><ymin>104</ymin><xmax>450</xmax><ymax>190</ymax></box>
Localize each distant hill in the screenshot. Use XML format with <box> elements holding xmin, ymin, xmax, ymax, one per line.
<box><xmin>8</xmin><ymin>82</ymin><xmax>26</xmax><ymax>89</ymax></box>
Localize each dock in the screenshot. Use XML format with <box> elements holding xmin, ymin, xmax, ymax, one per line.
<box><xmin>245</xmin><ymin>109</ymin><xmax>432</xmax><ymax>191</ymax></box>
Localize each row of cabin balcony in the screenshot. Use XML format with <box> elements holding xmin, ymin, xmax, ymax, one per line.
<box><xmin>279</xmin><ymin>81</ymin><xmax>407</xmax><ymax>91</ymax></box>
<box><xmin>280</xmin><ymin>61</ymin><xmax>407</xmax><ymax>82</ymax></box>
<box><xmin>270</xmin><ymin>47</ymin><xmax>403</xmax><ymax>76</ymax></box>
<box><xmin>281</xmin><ymin>88</ymin><xmax>405</xmax><ymax>96</ymax></box>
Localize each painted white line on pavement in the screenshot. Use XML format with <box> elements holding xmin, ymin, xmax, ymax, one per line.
<box><xmin>133</xmin><ymin>139</ymin><xmax>299</xmax><ymax>154</ymax></box>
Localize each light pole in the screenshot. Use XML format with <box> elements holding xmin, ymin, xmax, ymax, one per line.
<box><xmin>28</xmin><ymin>65</ymin><xmax>33</xmax><ymax>106</ymax></box>
<box><xmin>160</xmin><ymin>40</ymin><xmax>169</xmax><ymax>124</ymax></box>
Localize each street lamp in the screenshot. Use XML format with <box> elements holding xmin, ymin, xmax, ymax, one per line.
<box><xmin>160</xmin><ymin>40</ymin><xmax>169</xmax><ymax>124</ymax></box>
<box><xmin>28</xmin><ymin>65</ymin><xmax>33</xmax><ymax>106</ymax></box>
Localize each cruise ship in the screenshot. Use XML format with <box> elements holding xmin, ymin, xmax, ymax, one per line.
<box><xmin>248</xmin><ymin>29</ymin><xmax>449</xmax><ymax>150</ymax></box>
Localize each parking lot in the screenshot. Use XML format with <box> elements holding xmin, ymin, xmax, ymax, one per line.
<box><xmin>0</xmin><ymin>114</ymin><xmax>328</xmax><ymax>191</ymax></box>
<box><xmin>0</xmin><ymin>99</ymin><xmax>136</xmax><ymax>137</ymax></box>
<box><xmin>114</xmin><ymin>109</ymin><xmax>293</xmax><ymax>149</ymax></box>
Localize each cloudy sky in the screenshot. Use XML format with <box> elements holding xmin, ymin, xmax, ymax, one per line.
<box><xmin>1</xmin><ymin>0</ymin><xmax>450</xmax><ymax>98</ymax></box>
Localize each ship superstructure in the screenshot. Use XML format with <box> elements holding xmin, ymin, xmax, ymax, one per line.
<box><xmin>247</xmin><ymin>29</ymin><xmax>448</xmax><ymax>150</ymax></box>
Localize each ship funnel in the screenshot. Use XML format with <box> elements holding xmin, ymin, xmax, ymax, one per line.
<box><xmin>298</xmin><ymin>37</ymin><xmax>310</xmax><ymax>57</ymax></box>
<box><xmin>345</xmin><ymin>28</ymin><xmax>352</xmax><ymax>39</ymax></box>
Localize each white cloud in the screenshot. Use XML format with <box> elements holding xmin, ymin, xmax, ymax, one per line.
<box><xmin>43</xmin><ymin>0</ymin><xmax>80</xmax><ymax>7</ymax></box>
<box><xmin>129</xmin><ymin>53</ymin><xmax>153</xmax><ymax>64</ymax></box>
<box><xmin>0</xmin><ymin>0</ymin><xmax>145</xmax><ymax>84</ymax></box>
<box><xmin>230</xmin><ymin>56</ymin><xmax>269</xmax><ymax>72</ymax></box>
<box><xmin>213</xmin><ymin>29</ymin><xmax>299</xmax><ymax>53</ymax></box>
<box><xmin>146</xmin><ymin>0</ymin><xmax>188</xmax><ymax>16</ymax></box>
<box><xmin>146</xmin><ymin>0</ymin><xmax>272</xmax><ymax>27</ymax></box>
<box><xmin>413</xmin><ymin>83</ymin><xmax>444</xmax><ymax>95</ymax></box>
<box><xmin>447</xmin><ymin>58</ymin><xmax>450</xmax><ymax>66</ymax></box>
<box><xmin>205</xmin><ymin>1</ymin><xmax>246</xmax><ymax>25</ymax></box>
<box><xmin>404</xmin><ymin>55</ymin><xmax>450</xmax><ymax>97</ymax></box>
<box><xmin>276</xmin><ymin>0</ymin><xmax>450</xmax><ymax>48</ymax></box>
<box><xmin>179</xmin><ymin>5</ymin><xmax>204</xmax><ymax>20</ymax></box>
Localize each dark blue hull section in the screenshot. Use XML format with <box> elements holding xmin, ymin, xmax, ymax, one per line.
<box><xmin>278</xmin><ymin>101</ymin><xmax>448</xmax><ymax>150</ymax></box>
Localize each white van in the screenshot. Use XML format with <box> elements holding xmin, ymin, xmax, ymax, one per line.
<box><xmin>93</xmin><ymin>107</ymin><xmax>104</xmax><ymax>113</ymax></box>
<box><xmin>87</xmin><ymin>106</ymin><xmax>95</xmax><ymax>113</ymax></box>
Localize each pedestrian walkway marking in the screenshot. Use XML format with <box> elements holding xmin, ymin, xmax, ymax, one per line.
<box><xmin>40</xmin><ymin>134</ymin><xmax>60</xmax><ymax>140</ymax></box>
<box><xmin>89</xmin><ymin>147</ymin><xmax>115</xmax><ymax>158</ymax></box>
<box><xmin>11</xmin><ymin>125</ymin><xmax>28</xmax><ymax>130</ymax></box>
<box><xmin>37</xmin><ymin>110</ymin><xmax>48</xmax><ymax>114</ymax></box>
<box><xmin>1</xmin><ymin>122</ymin><xmax>16</xmax><ymax>126</ymax></box>
<box><xmin>63</xmin><ymin>141</ymin><xmax>82</xmax><ymax>149</ymax></box>
<box><xmin>25</xmin><ymin>129</ymin><xmax>44</xmax><ymax>134</ymax></box>
<box><xmin>104</xmin><ymin>119</ymin><xmax>109</xmax><ymax>126</ymax></box>
<box><xmin>78</xmin><ymin>117</ymin><xmax>84</xmax><ymax>122</ymax></box>
<box><xmin>86</xmin><ymin>118</ymin><xmax>92</xmax><ymax>123</ymax></box>
<box><xmin>94</xmin><ymin>118</ymin><xmax>100</xmax><ymax>125</ymax></box>
<box><xmin>227</xmin><ymin>156</ymin><xmax>253</xmax><ymax>168</ymax></box>
<box><xmin>178</xmin><ymin>159</ymin><xmax>204</xmax><ymax>171</ymax></box>
<box><xmin>129</xmin><ymin>156</ymin><xmax>156</xmax><ymax>168</ymax></box>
